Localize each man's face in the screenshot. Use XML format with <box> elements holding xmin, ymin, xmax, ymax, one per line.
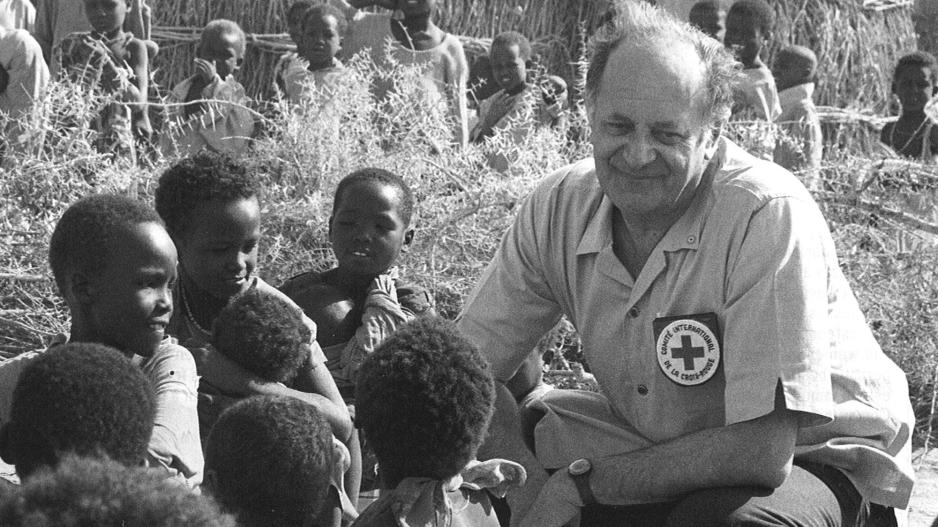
<box><xmin>588</xmin><ymin>39</ymin><xmax>716</xmax><ymax>222</ymax></box>
<box><xmin>85</xmin><ymin>222</ymin><xmax>176</xmax><ymax>358</ymax></box>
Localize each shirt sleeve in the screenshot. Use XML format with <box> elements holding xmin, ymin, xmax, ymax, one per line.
<box><xmin>142</xmin><ymin>344</ymin><xmax>204</xmax><ymax>487</ymax></box>
<box><xmin>722</xmin><ymin>194</ymin><xmax>835</xmax><ymax>427</ymax></box>
<box><xmin>456</xmin><ymin>180</ymin><xmax>564</xmax><ymax>382</ymax></box>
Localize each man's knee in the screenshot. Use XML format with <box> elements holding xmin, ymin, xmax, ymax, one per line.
<box><xmin>664</xmin><ymin>487</ymin><xmax>783</xmax><ymax>527</ymax></box>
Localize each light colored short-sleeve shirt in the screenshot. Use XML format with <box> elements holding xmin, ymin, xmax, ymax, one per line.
<box><xmin>0</xmin><ymin>335</ymin><xmax>203</xmax><ymax>487</ymax></box>
<box><xmin>0</xmin><ymin>27</ymin><xmax>48</xmax><ymax>120</ymax></box>
<box><xmin>456</xmin><ymin>137</ymin><xmax>914</xmax><ymax>509</ymax></box>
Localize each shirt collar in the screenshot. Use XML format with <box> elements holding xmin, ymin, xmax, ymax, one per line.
<box><xmin>575</xmin><ymin>137</ymin><xmax>726</xmax><ymax>256</ymax></box>
<box><xmin>778</xmin><ymin>82</ymin><xmax>815</xmax><ymax>111</ymax></box>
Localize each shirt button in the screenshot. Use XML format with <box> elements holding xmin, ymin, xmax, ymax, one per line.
<box><xmin>687</xmin><ymin>235</ymin><xmax>696</xmax><ymax>244</ymax></box>
<box><xmin>627</xmin><ymin>306</ymin><xmax>640</xmax><ymax>318</ymax></box>
<box><xmin>637</xmin><ymin>384</ymin><xmax>648</xmax><ymax>395</ymax></box>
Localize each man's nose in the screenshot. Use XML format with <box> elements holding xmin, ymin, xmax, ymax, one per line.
<box><xmin>619</xmin><ymin>133</ymin><xmax>658</xmax><ymax>169</ymax></box>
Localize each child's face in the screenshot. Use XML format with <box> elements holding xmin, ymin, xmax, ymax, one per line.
<box><xmin>491</xmin><ymin>43</ymin><xmax>527</xmax><ymax>92</ymax></box>
<box><xmin>199</xmin><ymin>31</ymin><xmax>244</xmax><ymax>79</ymax></box>
<box><xmin>297</xmin><ymin>13</ymin><xmax>342</xmax><ymax>66</ymax></box>
<box><xmin>83</xmin><ymin>0</ymin><xmax>128</xmax><ymax>34</ymax></box>
<box><xmin>894</xmin><ymin>65</ymin><xmax>936</xmax><ymax>114</ymax></box>
<box><xmin>330</xmin><ymin>182</ymin><xmax>413</xmax><ymax>278</ymax></box>
<box><xmin>176</xmin><ymin>197</ymin><xmax>261</xmax><ymax>302</ymax></box>
<box><xmin>689</xmin><ymin>7</ymin><xmax>725</xmax><ymax>42</ymax></box>
<box><xmin>724</xmin><ymin>12</ymin><xmax>763</xmax><ymax>66</ymax></box>
<box><xmin>85</xmin><ymin>222</ymin><xmax>176</xmax><ymax>358</ymax></box>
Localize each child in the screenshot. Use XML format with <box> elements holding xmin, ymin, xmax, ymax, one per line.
<box><xmin>0</xmin><ymin>343</ymin><xmax>155</xmax><ymax>481</ymax></box>
<box><xmin>341</xmin><ymin>0</ymin><xmax>469</xmax><ymax>147</ymax></box>
<box><xmin>688</xmin><ymin>0</ymin><xmax>725</xmax><ymax>42</ymax></box>
<box><xmin>0</xmin><ymin>194</ymin><xmax>204</xmax><ymax>487</ymax></box>
<box><xmin>153</xmin><ymin>151</ymin><xmax>355</xmax><ymax>490</ymax></box>
<box><xmin>55</xmin><ymin>0</ymin><xmax>151</xmax><ymax>158</ymax></box>
<box><xmin>275</xmin><ymin>4</ymin><xmax>348</xmax><ymax>103</ymax></box>
<box><xmin>280</xmin><ymin>167</ymin><xmax>434</xmax><ymax>396</ymax></box>
<box><xmin>724</xmin><ymin>0</ymin><xmax>781</xmax><ymax>121</ymax></box>
<box><xmin>205</xmin><ymin>395</ymin><xmax>353</xmax><ymax>527</ymax></box>
<box><xmin>470</xmin><ymin>31</ymin><xmax>567</xmax><ymax>145</ymax></box>
<box><xmin>35</xmin><ymin>0</ymin><xmax>152</xmax><ymax>71</ymax></box>
<box><xmin>198</xmin><ymin>288</ymin><xmax>311</xmax><ymax>439</ymax></box>
<box><xmin>0</xmin><ymin>455</ymin><xmax>235</xmax><ymax>526</ymax></box>
<box><xmin>0</xmin><ymin>20</ymin><xmax>48</xmax><ymax>154</ymax></box>
<box><xmin>273</xmin><ymin>0</ymin><xmax>313</xmax><ymax>97</ymax></box>
<box><xmin>352</xmin><ymin>317</ymin><xmax>525</xmax><ymax>527</ymax></box>
<box><xmin>163</xmin><ymin>19</ymin><xmax>254</xmax><ymax>156</ymax></box>
<box><xmin>772</xmin><ymin>45</ymin><xmax>823</xmax><ymax>188</ymax></box>
<box><xmin>880</xmin><ymin>51</ymin><xmax>938</xmax><ymax>162</ymax></box>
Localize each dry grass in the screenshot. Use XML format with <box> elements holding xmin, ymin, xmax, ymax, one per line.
<box><xmin>1</xmin><ymin>1</ymin><xmax>936</xmax><ymax>446</ymax></box>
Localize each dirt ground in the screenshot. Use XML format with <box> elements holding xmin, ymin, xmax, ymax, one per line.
<box><xmin>910</xmin><ymin>447</ymin><xmax>938</xmax><ymax>526</ymax></box>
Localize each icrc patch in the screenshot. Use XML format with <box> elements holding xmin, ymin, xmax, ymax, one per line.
<box><xmin>653</xmin><ymin>313</ymin><xmax>722</xmax><ymax>386</ymax></box>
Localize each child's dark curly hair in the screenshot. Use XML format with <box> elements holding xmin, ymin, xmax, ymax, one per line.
<box><xmin>895</xmin><ymin>51</ymin><xmax>938</xmax><ymax>85</ymax></box>
<box><xmin>333</xmin><ymin>167</ymin><xmax>415</xmax><ymax>226</ymax></box>
<box><xmin>154</xmin><ymin>151</ymin><xmax>259</xmax><ymax>238</ymax></box>
<box><xmin>205</xmin><ymin>395</ymin><xmax>333</xmax><ymax>525</ymax></box>
<box><xmin>355</xmin><ymin>317</ymin><xmax>495</xmax><ymax>487</ymax></box>
<box><xmin>304</xmin><ymin>4</ymin><xmax>348</xmax><ymax>36</ymax></box>
<box><xmin>727</xmin><ymin>0</ymin><xmax>774</xmax><ymax>34</ymax></box>
<box><xmin>491</xmin><ymin>31</ymin><xmax>532</xmax><ymax>62</ymax></box>
<box><xmin>0</xmin><ymin>454</ymin><xmax>236</xmax><ymax>527</ymax></box>
<box><xmin>211</xmin><ymin>288</ymin><xmax>311</xmax><ymax>383</ymax></box>
<box><xmin>0</xmin><ymin>343</ymin><xmax>155</xmax><ymax>479</ymax></box>
<box><xmin>48</xmin><ymin>194</ymin><xmax>163</xmax><ymax>295</ymax></box>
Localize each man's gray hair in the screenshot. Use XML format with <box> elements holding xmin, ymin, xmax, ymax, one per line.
<box><xmin>586</xmin><ymin>1</ymin><xmax>740</xmax><ymax>127</ymax></box>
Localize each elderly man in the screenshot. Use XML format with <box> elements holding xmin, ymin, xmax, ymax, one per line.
<box><xmin>456</xmin><ymin>3</ymin><xmax>914</xmax><ymax>527</ymax></box>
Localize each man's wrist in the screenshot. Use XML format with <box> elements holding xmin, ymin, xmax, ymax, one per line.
<box><xmin>568</xmin><ymin>458</ymin><xmax>596</xmax><ymax>505</ymax></box>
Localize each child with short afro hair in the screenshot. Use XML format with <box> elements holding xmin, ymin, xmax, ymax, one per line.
<box><xmin>275</xmin><ymin>3</ymin><xmax>348</xmax><ymax>103</ymax></box>
<box><xmin>725</xmin><ymin>0</ymin><xmax>781</xmax><ymax>121</ymax></box>
<box><xmin>198</xmin><ymin>288</ymin><xmax>312</xmax><ymax>440</ymax></box>
<box><xmin>0</xmin><ymin>343</ymin><xmax>155</xmax><ymax>481</ymax></box>
<box><xmin>0</xmin><ymin>194</ymin><xmax>204</xmax><ymax>488</ymax></box>
<box><xmin>881</xmin><ymin>51</ymin><xmax>938</xmax><ymax>161</ymax></box>
<box><xmin>205</xmin><ymin>395</ymin><xmax>352</xmax><ymax>527</ymax></box>
<box><xmin>352</xmin><ymin>317</ymin><xmax>525</xmax><ymax>527</ymax></box>
<box><xmin>163</xmin><ymin>19</ymin><xmax>253</xmax><ymax>156</ymax></box>
<box><xmin>0</xmin><ymin>454</ymin><xmax>236</xmax><ymax>527</ymax></box>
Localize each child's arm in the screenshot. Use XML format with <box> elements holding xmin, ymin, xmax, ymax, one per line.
<box><xmin>291</xmin><ymin>345</ymin><xmax>353</xmax><ymax>440</ymax></box>
<box><xmin>449</xmin><ymin>37</ymin><xmax>470</xmax><ymax>148</ymax></box>
<box><xmin>191</xmin><ymin>345</ymin><xmax>352</xmax><ymax>441</ymax></box>
<box><xmin>125</xmin><ymin>37</ymin><xmax>151</xmax><ymax>138</ymax></box>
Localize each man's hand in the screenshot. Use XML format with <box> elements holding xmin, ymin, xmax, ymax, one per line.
<box><xmin>516</xmin><ymin>468</ymin><xmax>582</xmax><ymax>527</ymax></box>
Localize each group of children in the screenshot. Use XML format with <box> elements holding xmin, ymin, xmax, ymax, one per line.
<box><xmin>0</xmin><ymin>0</ymin><xmax>571</xmax><ymax>164</ymax></box>
<box><xmin>0</xmin><ymin>149</ymin><xmax>527</xmax><ymax>526</ymax></box>
<box><xmin>685</xmin><ymin>0</ymin><xmax>938</xmax><ymax>189</ymax></box>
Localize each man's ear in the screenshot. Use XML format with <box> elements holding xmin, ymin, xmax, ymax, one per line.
<box><xmin>403</xmin><ymin>228</ymin><xmax>415</xmax><ymax>248</ymax></box>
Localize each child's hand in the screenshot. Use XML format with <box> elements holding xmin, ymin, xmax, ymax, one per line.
<box><xmin>0</xmin><ymin>63</ymin><xmax>8</xmax><ymax>94</ymax></box>
<box><xmin>193</xmin><ymin>57</ymin><xmax>219</xmax><ymax>85</ymax></box>
<box><xmin>484</xmin><ymin>91</ymin><xmax>518</xmax><ymax>128</ymax></box>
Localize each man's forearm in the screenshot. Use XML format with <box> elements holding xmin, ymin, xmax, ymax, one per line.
<box><xmin>591</xmin><ymin>409</ymin><xmax>799</xmax><ymax>505</ymax></box>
